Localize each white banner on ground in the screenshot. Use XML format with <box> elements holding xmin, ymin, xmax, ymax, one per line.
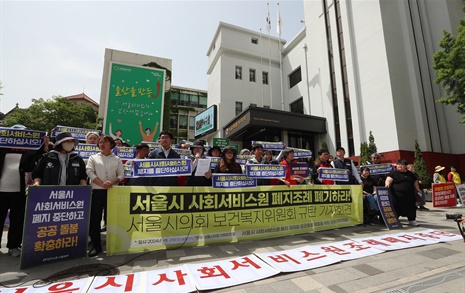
<box><xmin>3</xmin><ymin>230</ymin><xmax>462</xmax><ymax>293</ymax></box>
<box><xmin>185</xmin><ymin>254</ymin><xmax>279</xmax><ymax>291</ymax></box>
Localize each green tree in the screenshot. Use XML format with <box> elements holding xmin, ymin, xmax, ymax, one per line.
<box><xmin>359</xmin><ymin>141</ymin><xmax>370</xmax><ymax>166</ymax></box>
<box><xmin>413</xmin><ymin>140</ymin><xmax>432</xmax><ymax>190</ymax></box>
<box><xmin>321</xmin><ymin>139</ymin><xmax>328</xmax><ymax>151</ymax></box>
<box><xmin>4</xmin><ymin>96</ymin><xmax>98</xmax><ymax>132</ymax></box>
<box><xmin>432</xmin><ymin>2</ymin><xmax>465</xmax><ymax>123</ymax></box>
<box><xmin>367</xmin><ymin>131</ymin><xmax>377</xmax><ymax>157</ymax></box>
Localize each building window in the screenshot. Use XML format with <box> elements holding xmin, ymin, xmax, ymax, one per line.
<box><xmin>235</xmin><ymin>101</ymin><xmax>243</xmax><ymax>116</ymax></box>
<box><xmin>290</xmin><ymin>97</ymin><xmax>304</xmax><ymax>114</ymax></box>
<box><xmin>262</xmin><ymin>72</ymin><xmax>268</xmax><ymax>85</ymax></box>
<box><xmin>235</xmin><ymin>66</ymin><xmax>242</xmax><ymax>80</ymax></box>
<box><xmin>189</xmin><ymin>116</ymin><xmax>195</xmax><ymax>130</ymax></box>
<box><xmin>249</xmin><ymin>69</ymin><xmax>256</xmax><ymax>82</ymax></box>
<box><xmin>199</xmin><ymin>96</ymin><xmax>207</xmax><ymax>108</ymax></box>
<box><xmin>170</xmin><ymin>115</ymin><xmax>178</xmax><ymax>129</ymax></box>
<box><xmin>179</xmin><ymin>93</ymin><xmax>189</xmax><ymax>106</ymax></box>
<box><xmin>171</xmin><ymin>91</ymin><xmax>179</xmax><ymax>106</ymax></box>
<box><xmin>190</xmin><ymin>95</ymin><xmax>199</xmax><ymax>107</ymax></box>
<box><xmin>251</xmin><ymin>37</ymin><xmax>258</xmax><ymax>44</ymax></box>
<box><xmin>179</xmin><ymin>115</ymin><xmax>188</xmax><ymax>129</ymax></box>
<box><xmin>289</xmin><ymin>67</ymin><xmax>302</xmax><ymax>89</ymax></box>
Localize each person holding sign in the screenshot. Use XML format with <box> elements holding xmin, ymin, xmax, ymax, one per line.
<box><xmin>0</xmin><ymin>126</ymin><xmax>49</xmax><ymax>257</ymax></box>
<box><xmin>209</xmin><ymin>146</ymin><xmax>242</xmax><ymax>175</ymax></box>
<box><xmin>331</xmin><ymin>146</ymin><xmax>363</xmax><ymax>186</ymax></box>
<box><xmin>385</xmin><ymin>159</ymin><xmax>422</xmax><ymax>226</ymax></box>
<box><xmin>247</xmin><ymin>144</ymin><xmax>270</xmax><ymax>186</ymax></box>
<box><xmin>186</xmin><ymin>141</ymin><xmax>212</xmax><ymax>186</ymax></box>
<box><xmin>32</xmin><ymin>132</ymin><xmax>87</xmax><ymax>186</ymax></box>
<box><xmin>148</xmin><ymin>130</ymin><xmax>181</xmax><ymax>186</ymax></box>
<box><xmin>278</xmin><ymin>148</ymin><xmax>299</xmax><ymax>186</ymax></box>
<box><xmin>312</xmin><ymin>149</ymin><xmax>334</xmax><ymax>185</ymax></box>
<box><xmin>86</xmin><ymin>136</ymin><xmax>124</xmax><ymax>257</ymax></box>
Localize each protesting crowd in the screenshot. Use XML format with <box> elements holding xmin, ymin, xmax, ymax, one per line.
<box><xmin>1</xmin><ymin>124</ymin><xmax>462</xmax><ymax>259</ymax></box>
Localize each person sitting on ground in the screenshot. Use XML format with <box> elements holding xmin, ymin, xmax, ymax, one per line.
<box><xmin>360</xmin><ymin>166</ymin><xmax>380</xmax><ymax>224</ymax></box>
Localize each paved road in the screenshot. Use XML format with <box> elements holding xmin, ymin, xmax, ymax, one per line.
<box><xmin>1</xmin><ymin>202</ymin><xmax>464</xmax><ymax>292</ymax></box>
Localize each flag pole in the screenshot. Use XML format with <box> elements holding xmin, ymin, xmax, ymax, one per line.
<box><xmin>260</xmin><ymin>28</ymin><xmax>264</xmax><ymax>107</ymax></box>
<box><xmin>267</xmin><ymin>2</ymin><xmax>273</xmax><ymax>109</ymax></box>
<box><xmin>277</xmin><ymin>2</ymin><xmax>284</xmax><ymax>111</ymax></box>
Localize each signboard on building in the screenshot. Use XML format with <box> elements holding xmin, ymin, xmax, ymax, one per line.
<box><xmin>104</xmin><ymin>62</ymin><xmax>165</xmax><ymax>145</ymax></box>
<box><xmin>195</xmin><ymin>105</ymin><xmax>217</xmax><ymax>138</ymax></box>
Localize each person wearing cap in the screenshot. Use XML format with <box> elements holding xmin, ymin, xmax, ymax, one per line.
<box><xmin>210</xmin><ymin>146</ymin><xmax>242</xmax><ymax>174</ymax></box>
<box><xmin>86</xmin><ymin>135</ymin><xmax>124</xmax><ymax>257</ymax></box>
<box><xmin>148</xmin><ymin>130</ymin><xmax>181</xmax><ymax>186</ymax></box>
<box><xmin>186</xmin><ymin>141</ymin><xmax>212</xmax><ymax>186</ymax></box>
<box><xmin>86</xmin><ymin>132</ymin><xmax>100</xmax><ymax>145</ymax></box>
<box><xmin>246</xmin><ymin>144</ymin><xmax>270</xmax><ymax>185</ymax></box>
<box><xmin>240</xmin><ymin>148</ymin><xmax>251</xmax><ymax>156</ymax></box>
<box><xmin>330</xmin><ymin>146</ymin><xmax>363</xmax><ymax>185</ymax></box>
<box><xmin>32</xmin><ymin>132</ymin><xmax>87</xmax><ymax>186</ymax></box>
<box><xmin>207</xmin><ymin>146</ymin><xmax>222</xmax><ymax>157</ymax></box>
<box><xmin>0</xmin><ymin>125</ymin><xmax>49</xmax><ymax>257</ymax></box>
<box><xmin>433</xmin><ymin>165</ymin><xmax>446</xmax><ymax>183</ymax></box>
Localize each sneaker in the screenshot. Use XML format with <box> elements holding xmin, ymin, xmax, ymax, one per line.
<box><xmin>8</xmin><ymin>248</ymin><xmax>21</xmax><ymax>257</ymax></box>
<box><xmin>408</xmin><ymin>220</ymin><xmax>420</xmax><ymax>226</ymax></box>
<box><xmin>419</xmin><ymin>206</ymin><xmax>429</xmax><ymax>210</ymax></box>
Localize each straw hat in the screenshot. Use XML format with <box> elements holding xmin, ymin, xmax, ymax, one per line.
<box><xmin>434</xmin><ymin>165</ymin><xmax>445</xmax><ymax>172</ymax></box>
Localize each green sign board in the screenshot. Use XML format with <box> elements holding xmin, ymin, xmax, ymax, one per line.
<box><xmin>104</xmin><ymin>62</ymin><xmax>165</xmax><ymax>145</ymax></box>
<box><xmin>213</xmin><ymin>138</ymin><xmax>230</xmax><ymax>149</ymax></box>
<box><xmin>229</xmin><ymin>144</ymin><xmax>239</xmax><ymax>151</ymax></box>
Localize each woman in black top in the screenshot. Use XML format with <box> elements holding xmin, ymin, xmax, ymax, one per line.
<box><xmin>385</xmin><ymin>159</ymin><xmax>422</xmax><ymax>226</ymax></box>
<box><xmin>212</xmin><ymin>146</ymin><xmax>242</xmax><ymax>174</ymax></box>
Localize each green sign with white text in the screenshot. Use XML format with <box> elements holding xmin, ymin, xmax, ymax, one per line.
<box><xmin>104</xmin><ymin>63</ymin><xmax>165</xmax><ymax>145</ymax></box>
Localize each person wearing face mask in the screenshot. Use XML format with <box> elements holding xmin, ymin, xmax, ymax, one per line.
<box><xmin>32</xmin><ymin>132</ymin><xmax>87</xmax><ymax>186</ymax></box>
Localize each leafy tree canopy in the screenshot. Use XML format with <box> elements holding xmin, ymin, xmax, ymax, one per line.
<box><xmin>4</xmin><ymin>96</ymin><xmax>98</xmax><ymax>132</ymax></box>
<box><xmin>432</xmin><ymin>2</ymin><xmax>465</xmax><ymax>123</ymax></box>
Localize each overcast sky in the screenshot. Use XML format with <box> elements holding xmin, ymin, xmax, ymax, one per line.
<box><xmin>0</xmin><ymin>0</ymin><xmax>304</xmax><ymax>113</ymax></box>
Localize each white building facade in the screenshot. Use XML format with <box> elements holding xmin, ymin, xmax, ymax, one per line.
<box><xmin>206</xmin><ymin>0</ymin><xmax>465</xmax><ymax>171</ymax></box>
